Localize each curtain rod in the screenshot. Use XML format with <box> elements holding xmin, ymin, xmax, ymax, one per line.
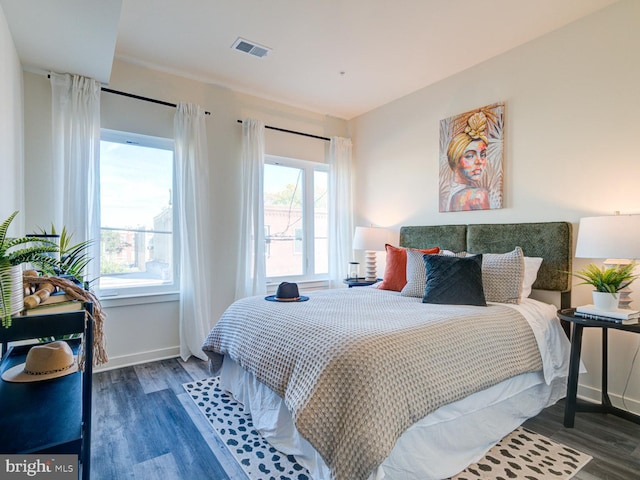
<box><xmin>102</xmin><ymin>88</ymin><xmax>211</xmax><ymax>115</ymax></box>
<box><xmin>46</xmin><ymin>74</ymin><xmax>211</xmax><ymax>115</ymax></box>
<box><xmin>236</xmin><ymin>120</ymin><xmax>330</xmax><ymax>141</ymax></box>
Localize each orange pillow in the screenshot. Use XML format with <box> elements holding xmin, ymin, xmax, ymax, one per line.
<box><xmin>377</xmin><ymin>244</ymin><xmax>440</xmax><ymax>292</ymax></box>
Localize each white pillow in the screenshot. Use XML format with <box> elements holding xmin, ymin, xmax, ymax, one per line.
<box><xmin>521</xmin><ymin>257</ymin><xmax>543</xmax><ymax>299</ymax></box>
<box><xmin>439</xmin><ymin>249</ymin><xmax>467</xmax><ymax>257</ymax></box>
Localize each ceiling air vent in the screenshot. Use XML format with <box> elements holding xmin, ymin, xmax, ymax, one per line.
<box><xmin>231</xmin><ymin>37</ymin><xmax>271</xmax><ymax>58</ymax></box>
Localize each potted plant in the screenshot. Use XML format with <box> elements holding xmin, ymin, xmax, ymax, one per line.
<box><xmin>570</xmin><ymin>262</ymin><xmax>639</xmax><ymax>311</ymax></box>
<box><xmin>0</xmin><ymin>211</ymin><xmax>60</xmax><ymax>327</ymax></box>
<box><xmin>31</xmin><ymin>224</ymin><xmax>94</xmax><ymax>285</ymax></box>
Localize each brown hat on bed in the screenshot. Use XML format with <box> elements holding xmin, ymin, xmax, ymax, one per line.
<box><xmin>265</xmin><ymin>282</ymin><xmax>309</xmax><ymax>302</ymax></box>
<box><xmin>1</xmin><ymin>341</ymin><xmax>78</xmax><ymax>383</ymax></box>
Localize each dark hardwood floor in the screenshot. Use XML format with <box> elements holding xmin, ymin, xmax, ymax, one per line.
<box><xmin>91</xmin><ymin>358</ymin><xmax>640</xmax><ymax>480</ymax></box>
<box><xmin>523</xmin><ymin>402</ymin><xmax>640</xmax><ymax>480</ymax></box>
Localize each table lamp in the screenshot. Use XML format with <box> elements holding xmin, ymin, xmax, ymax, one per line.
<box><xmin>353</xmin><ymin>226</ymin><xmax>389</xmax><ymax>282</ymax></box>
<box><xmin>575</xmin><ymin>213</ymin><xmax>640</xmax><ymax>309</ymax></box>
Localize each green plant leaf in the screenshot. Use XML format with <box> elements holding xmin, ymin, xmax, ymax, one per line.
<box><xmin>567</xmin><ymin>262</ymin><xmax>639</xmax><ymax>293</ymax></box>
<box><xmin>0</xmin><ymin>211</ymin><xmax>19</xmax><ymax>259</ymax></box>
<box><xmin>31</xmin><ymin>224</ymin><xmax>94</xmax><ymax>284</ymax></box>
<box><xmin>1</xmin><ymin>212</ymin><xmax>96</xmax><ymax>327</ymax></box>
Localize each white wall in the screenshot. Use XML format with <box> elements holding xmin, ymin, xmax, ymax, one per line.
<box><xmin>0</xmin><ymin>4</ymin><xmax>24</xmax><ymax>231</ymax></box>
<box><xmin>17</xmin><ymin>0</ymin><xmax>640</xmax><ymax>406</ymax></box>
<box><xmin>22</xmin><ymin>59</ymin><xmax>348</xmax><ymax>370</ymax></box>
<box><xmin>349</xmin><ymin>0</ymin><xmax>640</xmax><ymax>412</ymax></box>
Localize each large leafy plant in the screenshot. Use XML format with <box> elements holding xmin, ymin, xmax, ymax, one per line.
<box><xmin>570</xmin><ymin>262</ymin><xmax>639</xmax><ymax>295</ymax></box>
<box><xmin>32</xmin><ymin>224</ymin><xmax>93</xmax><ymax>285</ymax></box>
<box><xmin>0</xmin><ymin>211</ymin><xmax>59</xmax><ymax>327</ymax></box>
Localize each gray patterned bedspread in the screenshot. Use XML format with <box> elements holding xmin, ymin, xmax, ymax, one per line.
<box><xmin>202</xmin><ymin>288</ymin><xmax>542</xmax><ymax>480</ymax></box>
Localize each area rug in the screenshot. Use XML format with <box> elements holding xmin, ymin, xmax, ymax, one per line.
<box><xmin>450</xmin><ymin>427</ymin><xmax>591</xmax><ymax>480</ymax></box>
<box><xmin>184</xmin><ymin>377</ymin><xmax>310</xmax><ymax>480</ymax></box>
<box><xmin>183</xmin><ymin>377</ymin><xmax>591</xmax><ymax>480</ymax></box>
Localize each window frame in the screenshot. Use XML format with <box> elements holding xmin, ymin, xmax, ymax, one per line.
<box><xmin>98</xmin><ymin>129</ymin><xmax>179</xmax><ymax>299</ymax></box>
<box><xmin>264</xmin><ymin>154</ymin><xmax>329</xmax><ymax>285</ymax></box>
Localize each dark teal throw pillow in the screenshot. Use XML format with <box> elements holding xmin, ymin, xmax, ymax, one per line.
<box><xmin>422</xmin><ymin>254</ymin><xmax>487</xmax><ymax>306</ymax></box>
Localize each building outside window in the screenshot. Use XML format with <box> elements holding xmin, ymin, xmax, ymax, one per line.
<box><xmin>99</xmin><ymin>129</ymin><xmax>177</xmax><ymax>296</ymax></box>
<box><xmin>264</xmin><ymin>155</ymin><xmax>328</xmax><ymax>283</ymax></box>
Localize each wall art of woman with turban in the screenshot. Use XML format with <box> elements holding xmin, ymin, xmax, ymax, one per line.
<box><xmin>439</xmin><ymin>103</ymin><xmax>504</xmax><ymax>212</ymax></box>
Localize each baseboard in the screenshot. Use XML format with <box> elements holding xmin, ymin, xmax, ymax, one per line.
<box><xmin>578</xmin><ymin>382</ymin><xmax>640</xmax><ymax>415</ymax></box>
<box><xmin>94</xmin><ymin>346</ymin><xmax>180</xmax><ymax>372</ymax></box>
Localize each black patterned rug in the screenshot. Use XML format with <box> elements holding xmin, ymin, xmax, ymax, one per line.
<box><xmin>183</xmin><ymin>377</ymin><xmax>591</xmax><ymax>480</ymax></box>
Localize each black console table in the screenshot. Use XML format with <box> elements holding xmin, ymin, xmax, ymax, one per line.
<box><xmin>558</xmin><ymin>308</ymin><xmax>640</xmax><ymax>428</ymax></box>
<box><xmin>0</xmin><ymin>304</ymin><xmax>93</xmax><ymax>480</ymax></box>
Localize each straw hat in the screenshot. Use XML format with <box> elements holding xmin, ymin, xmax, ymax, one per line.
<box><xmin>1</xmin><ymin>341</ymin><xmax>78</xmax><ymax>383</ymax></box>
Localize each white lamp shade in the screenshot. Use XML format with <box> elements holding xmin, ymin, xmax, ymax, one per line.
<box><xmin>353</xmin><ymin>226</ymin><xmax>389</xmax><ymax>251</ymax></box>
<box><xmin>575</xmin><ymin>215</ymin><xmax>640</xmax><ymax>260</ymax></box>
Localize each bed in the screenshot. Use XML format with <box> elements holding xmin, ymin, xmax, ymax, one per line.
<box><xmin>203</xmin><ymin>221</ymin><xmax>573</xmax><ymax>480</ymax></box>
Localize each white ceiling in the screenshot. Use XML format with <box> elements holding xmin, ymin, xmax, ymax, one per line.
<box><xmin>0</xmin><ymin>0</ymin><xmax>121</xmax><ymax>85</ymax></box>
<box><xmin>2</xmin><ymin>0</ymin><xmax>619</xmax><ymax>120</ymax></box>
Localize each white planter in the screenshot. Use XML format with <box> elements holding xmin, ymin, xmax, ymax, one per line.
<box><xmin>0</xmin><ymin>265</ymin><xmax>24</xmax><ymax>318</ymax></box>
<box><xmin>592</xmin><ymin>291</ymin><xmax>620</xmax><ymax>311</ymax></box>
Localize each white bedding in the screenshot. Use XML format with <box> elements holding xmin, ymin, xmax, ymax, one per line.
<box><xmin>213</xmin><ymin>295</ymin><xmax>572</xmax><ymax>480</ymax></box>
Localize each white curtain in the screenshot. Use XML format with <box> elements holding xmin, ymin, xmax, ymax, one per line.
<box><xmin>328</xmin><ymin>136</ymin><xmax>354</xmax><ymax>288</ymax></box>
<box><xmin>50</xmin><ymin>73</ymin><xmax>101</xmax><ymax>285</ymax></box>
<box><xmin>235</xmin><ymin>118</ymin><xmax>266</xmax><ymax>299</ymax></box>
<box><xmin>174</xmin><ymin>103</ymin><xmax>212</xmax><ymax>361</ymax></box>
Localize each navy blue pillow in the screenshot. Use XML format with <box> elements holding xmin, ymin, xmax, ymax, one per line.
<box><xmin>422</xmin><ymin>254</ymin><xmax>487</xmax><ymax>306</ymax></box>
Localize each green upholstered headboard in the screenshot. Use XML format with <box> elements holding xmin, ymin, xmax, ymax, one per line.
<box><xmin>399</xmin><ymin>222</ymin><xmax>572</xmax><ymax>307</ymax></box>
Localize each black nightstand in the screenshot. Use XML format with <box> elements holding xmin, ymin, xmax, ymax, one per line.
<box><xmin>343</xmin><ymin>278</ymin><xmax>380</xmax><ymax>288</ymax></box>
<box><xmin>0</xmin><ymin>305</ymin><xmax>93</xmax><ymax>480</ymax></box>
<box><xmin>558</xmin><ymin>308</ymin><xmax>640</xmax><ymax>428</ymax></box>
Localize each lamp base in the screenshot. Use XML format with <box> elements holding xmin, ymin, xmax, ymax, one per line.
<box><xmin>618</xmin><ymin>287</ymin><xmax>633</xmax><ymax>309</ymax></box>
<box><xmin>604</xmin><ymin>259</ymin><xmax>634</xmax><ymax>309</ymax></box>
<box><xmin>364</xmin><ymin>250</ymin><xmax>377</xmax><ymax>282</ymax></box>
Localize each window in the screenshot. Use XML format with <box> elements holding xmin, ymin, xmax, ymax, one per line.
<box><xmin>264</xmin><ymin>155</ymin><xmax>328</xmax><ymax>282</ymax></box>
<box><xmin>99</xmin><ymin>130</ymin><xmax>177</xmax><ymax>296</ymax></box>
